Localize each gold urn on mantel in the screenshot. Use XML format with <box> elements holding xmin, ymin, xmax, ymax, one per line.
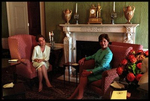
<box><xmin>63</xmin><ymin>9</ymin><xmax>72</xmax><ymax>24</ymax></box>
<box><xmin>123</xmin><ymin>5</ymin><xmax>135</xmax><ymax>24</ymax></box>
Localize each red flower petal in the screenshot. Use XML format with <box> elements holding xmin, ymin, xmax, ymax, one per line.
<box><xmin>136</xmin><ymin>62</ymin><xmax>142</xmax><ymax>69</ymax></box>
<box><xmin>116</xmin><ymin>67</ymin><xmax>123</xmax><ymax>75</ymax></box>
<box><xmin>121</xmin><ymin>59</ymin><xmax>128</xmax><ymax>65</ymax></box>
<box><xmin>127</xmin><ymin>73</ymin><xmax>135</xmax><ymax>82</ymax></box>
<box><xmin>136</xmin><ymin>74</ymin><xmax>142</xmax><ymax>81</ymax></box>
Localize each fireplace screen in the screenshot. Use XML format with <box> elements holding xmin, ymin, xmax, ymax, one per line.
<box><xmin>76</xmin><ymin>41</ymin><xmax>101</xmax><ymax>62</ymax></box>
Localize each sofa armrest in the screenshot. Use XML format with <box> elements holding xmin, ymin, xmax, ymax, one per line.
<box><xmin>102</xmin><ymin>68</ymin><xmax>118</xmax><ymax>77</ymax></box>
<box><xmin>101</xmin><ymin>68</ymin><xmax>119</xmax><ymax>95</ymax></box>
<box><xmin>89</xmin><ymin>68</ymin><xmax>119</xmax><ymax>96</ymax></box>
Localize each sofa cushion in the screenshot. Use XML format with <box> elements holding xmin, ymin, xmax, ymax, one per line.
<box><xmin>109</xmin><ymin>45</ymin><xmax>133</xmax><ymax>68</ymax></box>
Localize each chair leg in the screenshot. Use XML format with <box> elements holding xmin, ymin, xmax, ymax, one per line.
<box><xmin>48</xmin><ymin>71</ymin><xmax>53</xmax><ymax>82</ymax></box>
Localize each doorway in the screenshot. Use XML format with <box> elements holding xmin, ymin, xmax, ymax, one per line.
<box><xmin>6</xmin><ymin>2</ymin><xmax>44</xmax><ymax>36</ymax></box>
<box><xmin>27</xmin><ymin>2</ymin><xmax>41</xmax><ymax>36</ymax></box>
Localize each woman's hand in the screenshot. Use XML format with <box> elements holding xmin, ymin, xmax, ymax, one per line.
<box><xmin>78</xmin><ymin>58</ymin><xmax>85</xmax><ymax>65</ymax></box>
<box><xmin>34</xmin><ymin>59</ymin><xmax>39</xmax><ymax>62</ymax></box>
<box><xmin>81</xmin><ymin>70</ymin><xmax>92</xmax><ymax>77</ymax></box>
<box><xmin>38</xmin><ymin>59</ymin><xmax>43</xmax><ymax>62</ymax></box>
<box><xmin>34</xmin><ymin>59</ymin><xmax>44</xmax><ymax>63</ymax></box>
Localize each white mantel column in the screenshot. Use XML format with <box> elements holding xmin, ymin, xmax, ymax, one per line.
<box><xmin>63</xmin><ymin>27</ymin><xmax>73</xmax><ymax>73</ymax></box>
<box><xmin>63</xmin><ymin>27</ymin><xmax>72</xmax><ymax>63</ymax></box>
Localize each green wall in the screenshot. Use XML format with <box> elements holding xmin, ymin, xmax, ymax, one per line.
<box><xmin>45</xmin><ymin>2</ymin><xmax>148</xmax><ymax>49</ymax></box>
<box><xmin>2</xmin><ymin>2</ymin><xmax>148</xmax><ymax>49</ymax></box>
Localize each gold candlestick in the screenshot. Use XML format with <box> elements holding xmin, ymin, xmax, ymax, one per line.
<box><xmin>111</xmin><ymin>12</ymin><xmax>117</xmax><ymax>24</ymax></box>
<box><xmin>74</xmin><ymin>13</ymin><xmax>79</xmax><ymax>24</ymax></box>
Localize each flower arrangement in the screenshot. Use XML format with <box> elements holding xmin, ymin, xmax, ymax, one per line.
<box><xmin>116</xmin><ymin>49</ymin><xmax>148</xmax><ymax>86</ymax></box>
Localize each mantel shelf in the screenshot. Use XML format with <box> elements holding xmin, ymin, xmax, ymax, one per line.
<box><xmin>59</xmin><ymin>24</ymin><xmax>139</xmax><ymax>34</ymax></box>
<box><xmin>59</xmin><ymin>24</ymin><xmax>139</xmax><ymax>27</ymax></box>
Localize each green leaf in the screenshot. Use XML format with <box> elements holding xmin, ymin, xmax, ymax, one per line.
<box><xmin>131</xmin><ymin>64</ymin><xmax>136</xmax><ymax>74</ymax></box>
<box><xmin>136</xmin><ymin>69</ymin><xmax>141</xmax><ymax>74</ymax></box>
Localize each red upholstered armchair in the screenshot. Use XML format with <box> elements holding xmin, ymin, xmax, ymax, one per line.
<box><xmin>8</xmin><ymin>34</ymin><xmax>52</xmax><ymax>86</ymax></box>
<box><xmin>79</xmin><ymin>42</ymin><xmax>143</xmax><ymax>96</ymax></box>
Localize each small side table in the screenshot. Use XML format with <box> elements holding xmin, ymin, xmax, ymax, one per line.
<box><xmin>2</xmin><ymin>58</ymin><xmax>21</xmax><ymax>84</ymax></box>
<box><xmin>2</xmin><ymin>83</ymin><xmax>26</xmax><ymax>99</ymax></box>
<box><xmin>49</xmin><ymin>47</ymin><xmax>63</xmax><ymax>72</ymax></box>
<box><xmin>63</xmin><ymin>62</ymin><xmax>79</xmax><ymax>87</ymax></box>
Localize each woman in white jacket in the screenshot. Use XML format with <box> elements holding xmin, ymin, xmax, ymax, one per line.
<box><xmin>32</xmin><ymin>35</ymin><xmax>52</xmax><ymax>92</ymax></box>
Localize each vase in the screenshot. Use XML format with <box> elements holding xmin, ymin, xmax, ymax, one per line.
<box><xmin>125</xmin><ymin>82</ymin><xmax>139</xmax><ymax>91</ymax></box>
<box><xmin>123</xmin><ymin>6</ymin><xmax>135</xmax><ymax>24</ymax></box>
<box><xmin>63</xmin><ymin>9</ymin><xmax>72</xmax><ymax>24</ymax></box>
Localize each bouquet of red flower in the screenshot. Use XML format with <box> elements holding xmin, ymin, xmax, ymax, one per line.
<box><xmin>116</xmin><ymin>49</ymin><xmax>148</xmax><ymax>86</ymax></box>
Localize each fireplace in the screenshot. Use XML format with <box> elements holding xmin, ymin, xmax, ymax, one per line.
<box><xmin>76</xmin><ymin>41</ymin><xmax>100</xmax><ymax>62</ymax></box>
<box><xmin>59</xmin><ymin>24</ymin><xmax>139</xmax><ymax>63</ymax></box>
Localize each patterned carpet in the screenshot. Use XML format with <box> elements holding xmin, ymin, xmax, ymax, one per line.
<box><xmin>24</xmin><ymin>79</ymin><xmax>101</xmax><ymax>100</ymax></box>
<box><xmin>2</xmin><ymin>69</ymin><xmax>102</xmax><ymax>99</ymax></box>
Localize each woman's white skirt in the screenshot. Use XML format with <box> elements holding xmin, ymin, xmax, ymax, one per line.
<box><xmin>33</xmin><ymin>61</ymin><xmax>49</xmax><ymax>70</ymax></box>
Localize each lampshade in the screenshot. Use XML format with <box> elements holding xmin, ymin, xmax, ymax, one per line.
<box><xmin>138</xmin><ymin>57</ymin><xmax>148</xmax><ymax>85</ymax></box>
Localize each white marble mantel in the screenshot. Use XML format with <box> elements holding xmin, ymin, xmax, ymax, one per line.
<box><xmin>60</xmin><ymin>24</ymin><xmax>139</xmax><ymax>43</ymax></box>
<box><xmin>59</xmin><ymin>24</ymin><xmax>139</xmax><ymax>63</ymax></box>
<box><xmin>59</xmin><ymin>24</ymin><xmax>139</xmax><ymax>33</ymax></box>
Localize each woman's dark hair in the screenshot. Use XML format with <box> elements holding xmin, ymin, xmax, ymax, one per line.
<box><xmin>36</xmin><ymin>34</ymin><xmax>45</xmax><ymax>42</ymax></box>
<box><xmin>98</xmin><ymin>33</ymin><xmax>110</xmax><ymax>42</ymax></box>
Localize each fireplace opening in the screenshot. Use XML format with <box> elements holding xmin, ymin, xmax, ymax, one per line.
<box><xmin>76</xmin><ymin>41</ymin><xmax>113</xmax><ymax>62</ymax></box>
<box><xmin>76</xmin><ymin>41</ymin><xmax>101</xmax><ymax>62</ymax></box>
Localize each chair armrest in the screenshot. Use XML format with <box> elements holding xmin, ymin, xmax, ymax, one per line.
<box><xmin>19</xmin><ymin>58</ymin><xmax>28</xmax><ymax>65</ymax></box>
<box><xmin>88</xmin><ymin>68</ymin><xmax>119</xmax><ymax>96</ymax></box>
<box><xmin>102</xmin><ymin>68</ymin><xmax>118</xmax><ymax>77</ymax></box>
<box><xmin>101</xmin><ymin>68</ymin><xmax>119</xmax><ymax>95</ymax></box>
<box><xmin>17</xmin><ymin>59</ymin><xmax>32</xmax><ymax>69</ymax></box>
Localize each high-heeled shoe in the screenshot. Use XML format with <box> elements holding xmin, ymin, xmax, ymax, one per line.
<box><xmin>38</xmin><ymin>85</ymin><xmax>43</xmax><ymax>92</ymax></box>
<box><xmin>48</xmin><ymin>85</ymin><xmax>56</xmax><ymax>88</ymax></box>
<box><xmin>38</xmin><ymin>88</ymin><xmax>42</xmax><ymax>92</ymax></box>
